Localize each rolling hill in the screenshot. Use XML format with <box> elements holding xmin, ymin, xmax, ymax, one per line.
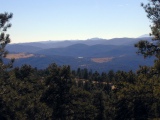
<box><xmin>5</xmin><ymin>37</ymin><xmax>154</xmax><ymax>72</ymax></box>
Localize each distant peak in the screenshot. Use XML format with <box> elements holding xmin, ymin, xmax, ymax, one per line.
<box><xmin>138</xmin><ymin>34</ymin><xmax>153</xmax><ymax>38</ymax></box>
<box><xmin>87</xmin><ymin>37</ymin><xmax>104</xmax><ymax>40</ymax></box>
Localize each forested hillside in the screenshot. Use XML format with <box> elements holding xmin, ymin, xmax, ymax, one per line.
<box><xmin>1</xmin><ymin>0</ymin><xmax>160</xmax><ymax>119</ymax></box>
<box><xmin>6</xmin><ymin>39</ymin><xmax>154</xmax><ymax>72</ymax></box>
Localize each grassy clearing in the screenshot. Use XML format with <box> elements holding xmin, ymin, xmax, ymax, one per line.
<box><xmin>91</xmin><ymin>57</ymin><xmax>114</xmax><ymax>63</ymax></box>
<box><xmin>6</xmin><ymin>53</ymin><xmax>34</xmax><ymax>59</ymax></box>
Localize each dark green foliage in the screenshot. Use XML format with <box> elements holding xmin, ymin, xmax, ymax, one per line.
<box><xmin>2</xmin><ymin>65</ymin><xmax>52</xmax><ymax>119</ymax></box>
<box><xmin>41</xmin><ymin>64</ymin><xmax>73</xmax><ymax>119</ymax></box>
<box><xmin>1</xmin><ymin>1</ymin><xmax>160</xmax><ymax>119</ymax></box>
<box><xmin>70</xmin><ymin>87</ymin><xmax>97</xmax><ymax>120</ymax></box>
<box><xmin>93</xmin><ymin>91</ymin><xmax>107</xmax><ymax>120</ymax></box>
<box><xmin>14</xmin><ymin>65</ymin><xmax>33</xmax><ymax>80</ymax></box>
<box><xmin>0</xmin><ymin>12</ymin><xmax>14</xmax><ymax>69</ymax></box>
<box><xmin>135</xmin><ymin>0</ymin><xmax>160</xmax><ymax>74</ymax></box>
<box><xmin>1</xmin><ymin>61</ymin><xmax>160</xmax><ymax>119</ymax></box>
<box><xmin>0</xmin><ymin>12</ymin><xmax>15</xmax><ymax>120</ymax></box>
<box><xmin>0</xmin><ymin>13</ymin><xmax>12</xmax><ymax>58</ymax></box>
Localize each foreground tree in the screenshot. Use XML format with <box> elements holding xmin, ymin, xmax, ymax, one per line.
<box><xmin>0</xmin><ymin>12</ymin><xmax>14</xmax><ymax>119</ymax></box>
<box><xmin>116</xmin><ymin>1</ymin><xmax>160</xmax><ymax>119</ymax></box>
<box><xmin>41</xmin><ymin>64</ymin><xmax>73</xmax><ymax>120</ymax></box>
<box><xmin>135</xmin><ymin>0</ymin><xmax>160</xmax><ymax>74</ymax></box>
<box><xmin>0</xmin><ymin>12</ymin><xmax>13</xmax><ymax>68</ymax></box>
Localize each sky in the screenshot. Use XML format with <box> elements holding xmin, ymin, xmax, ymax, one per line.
<box><xmin>0</xmin><ymin>0</ymin><xmax>151</xmax><ymax>43</ymax></box>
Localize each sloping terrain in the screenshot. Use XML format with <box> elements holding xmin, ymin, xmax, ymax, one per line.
<box><xmin>7</xmin><ymin>53</ymin><xmax>153</xmax><ymax>72</ymax></box>
<box><xmin>6</xmin><ymin>44</ymin><xmax>42</xmax><ymax>53</ymax></box>
<box><xmin>5</xmin><ymin>37</ymin><xmax>154</xmax><ymax>72</ymax></box>
<box><xmin>7</xmin><ymin>37</ymin><xmax>152</xmax><ymax>50</ymax></box>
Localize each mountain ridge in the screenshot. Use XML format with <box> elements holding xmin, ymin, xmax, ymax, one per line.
<box><xmin>5</xmin><ymin>37</ymin><xmax>154</xmax><ymax>72</ymax></box>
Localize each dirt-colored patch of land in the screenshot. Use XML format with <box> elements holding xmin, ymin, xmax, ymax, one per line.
<box><xmin>91</xmin><ymin>57</ymin><xmax>114</xmax><ymax>63</ymax></box>
<box><xmin>6</xmin><ymin>53</ymin><xmax>34</xmax><ymax>59</ymax></box>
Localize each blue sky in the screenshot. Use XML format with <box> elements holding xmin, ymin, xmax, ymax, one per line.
<box><xmin>1</xmin><ymin>0</ymin><xmax>150</xmax><ymax>43</ymax></box>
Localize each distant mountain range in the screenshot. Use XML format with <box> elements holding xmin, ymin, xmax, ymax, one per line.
<box><xmin>7</xmin><ymin>37</ymin><xmax>152</xmax><ymax>50</ymax></box>
<box><xmin>138</xmin><ymin>34</ymin><xmax>153</xmax><ymax>38</ymax></box>
<box><xmin>5</xmin><ymin>37</ymin><xmax>154</xmax><ymax>72</ymax></box>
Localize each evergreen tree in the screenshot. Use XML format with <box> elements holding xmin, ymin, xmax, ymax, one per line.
<box><xmin>0</xmin><ymin>12</ymin><xmax>14</xmax><ymax>69</ymax></box>
<box><xmin>135</xmin><ymin>0</ymin><xmax>160</xmax><ymax>74</ymax></box>
<box><xmin>70</xmin><ymin>87</ymin><xmax>97</xmax><ymax>120</ymax></box>
<box><xmin>0</xmin><ymin>12</ymin><xmax>15</xmax><ymax>120</ymax></box>
<box><xmin>93</xmin><ymin>91</ymin><xmax>106</xmax><ymax>120</ymax></box>
<box><xmin>41</xmin><ymin>64</ymin><xmax>73</xmax><ymax>120</ymax></box>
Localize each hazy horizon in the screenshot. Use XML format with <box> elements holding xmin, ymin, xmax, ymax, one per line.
<box><xmin>9</xmin><ymin>34</ymin><xmax>152</xmax><ymax>44</ymax></box>
<box><xmin>1</xmin><ymin>0</ymin><xmax>151</xmax><ymax>43</ymax></box>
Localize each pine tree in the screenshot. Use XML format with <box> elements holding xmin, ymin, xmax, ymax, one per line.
<box><xmin>41</xmin><ymin>64</ymin><xmax>73</xmax><ymax>120</ymax></box>
<box><xmin>135</xmin><ymin>0</ymin><xmax>160</xmax><ymax>74</ymax></box>
<box><xmin>0</xmin><ymin>12</ymin><xmax>15</xmax><ymax>119</ymax></box>
<box><xmin>0</xmin><ymin>12</ymin><xmax>14</xmax><ymax>69</ymax></box>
